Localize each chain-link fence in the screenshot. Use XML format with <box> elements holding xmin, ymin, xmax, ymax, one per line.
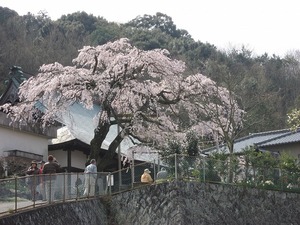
<box><xmin>0</xmin><ymin>172</ymin><xmax>110</xmax><ymax>216</ymax></box>
<box><xmin>1</xmin><ymin>154</ymin><xmax>300</xmax><ymax>216</ymax></box>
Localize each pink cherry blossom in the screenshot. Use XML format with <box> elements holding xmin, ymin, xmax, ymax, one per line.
<box><xmin>2</xmin><ymin>38</ymin><xmax>244</xmax><ymax>158</ymax></box>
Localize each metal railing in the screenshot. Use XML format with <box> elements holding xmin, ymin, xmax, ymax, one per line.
<box><xmin>1</xmin><ymin>154</ymin><xmax>300</xmax><ymax>216</ymax></box>
<box><xmin>0</xmin><ymin>172</ymin><xmax>110</xmax><ymax>216</ymax></box>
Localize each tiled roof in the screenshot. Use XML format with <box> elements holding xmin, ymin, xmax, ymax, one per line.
<box><xmin>202</xmin><ymin>128</ymin><xmax>299</xmax><ymax>154</ymax></box>
<box><xmin>0</xmin><ymin>66</ymin><xmax>30</xmax><ymax>105</ymax></box>
<box><xmin>257</xmin><ymin>130</ymin><xmax>300</xmax><ymax>147</ymax></box>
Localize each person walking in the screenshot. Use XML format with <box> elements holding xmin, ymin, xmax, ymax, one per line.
<box><xmin>83</xmin><ymin>159</ymin><xmax>97</xmax><ymax>197</ymax></box>
<box><xmin>42</xmin><ymin>155</ymin><xmax>61</xmax><ymax>203</ymax></box>
<box><xmin>26</xmin><ymin>161</ymin><xmax>40</xmax><ymax>201</ymax></box>
<box><xmin>141</xmin><ymin>168</ymin><xmax>153</xmax><ymax>183</ymax></box>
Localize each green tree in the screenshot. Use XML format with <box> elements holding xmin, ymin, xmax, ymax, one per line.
<box><xmin>287</xmin><ymin>109</ymin><xmax>300</xmax><ymax>130</ymax></box>
<box><xmin>125</xmin><ymin>12</ymin><xmax>188</xmax><ymax>38</ymax></box>
<box><xmin>243</xmin><ymin>148</ymin><xmax>278</xmax><ymax>185</ymax></box>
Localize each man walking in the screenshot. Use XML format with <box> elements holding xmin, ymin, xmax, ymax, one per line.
<box><xmin>42</xmin><ymin>155</ymin><xmax>61</xmax><ymax>203</ymax></box>
<box><xmin>83</xmin><ymin>159</ymin><xmax>97</xmax><ymax>197</ymax></box>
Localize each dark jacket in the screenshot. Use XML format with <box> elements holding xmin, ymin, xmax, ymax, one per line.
<box><xmin>26</xmin><ymin>166</ymin><xmax>40</xmax><ymax>185</ymax></box>
<box><xmin>42</xmin><ymin>161</ymin><xmax>61</xmax><ymax>174</ymax></box>
<box><xmin>26</xmin><ymin>166</ymin><xmax>40</xmax><ymax>176</ymax></box>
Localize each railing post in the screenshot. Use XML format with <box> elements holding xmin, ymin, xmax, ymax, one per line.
<box><xmin>158</xmin><ymin>157</ymin><xmax>160</xmax><ymax>172</ymax></box>
<box><xmin>131</xmin><ymin>151</ymin><xmax>135</xmax><ymax>188</ymax></box>
<box><xmin>14</xmin><ymin>176</ymin><xmax>17</xmax><ymax>213</ymax></box>
<box><xmin>49</xmin><ymin>174</ymin><xmax>52</xmax><ymax>203</ymax></box>
<box><xmin>203</xmin><ymin>157</ymin><xmax>206</xmax><ymax>183</ymax></box>
<box><xmin>33</xmin><ymin>175</ymin><xmax>36</xmax><ymax>206</ymax></box>
<box><xmin>153</xmin><ymin>160</ymin><xmax>156</xmax><ymax>181</ymax></box>
<box><xmin>76</xmin><ymin>173</ymin><xmax>79</xmax><ymax>200</ymax></box>
<box><xmin>88</xmin><ymin>173</ymin><xmax>90</xmax><ymax>198</ymax></box>
<box><xmin>280</xmin><ymin>168</ymin><xmax>283</xmax><ymax>191</ymax></box>
<box><xmin>108</xmin><ymin>173</ymin><xmax>112</xmax><ymax>195</ymax></box>
<box><xmin>175</xmin><ymin>153</ymin><xmax>178</xmax><ymax>180</ymax></box>
<box><xmin>63</xmin><ymin>173</ymin><xmax>66</xmax><ymax>202</ymax></box>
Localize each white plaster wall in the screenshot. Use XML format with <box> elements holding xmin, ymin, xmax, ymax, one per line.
<box><xmin>49</xmin><ymin>150</ymin><xmax>67</xmax><ymax>166</ymax></box>
<box><xmin>0</xmin><ymin>126</ymin><xmax>48</xmax><ymax>160</ymax></box>
<box><xmin>71</xmin><ymin>150</ymin><xmax>88</xmax><ymax>169</ymax></box>
<box><xmin>264</xmin><ymin>143</ymin><xmax>300</xmax><ymax>158</ymax></box>
<box><xmin>49</xmin><ymin>149</ymin><xmax>87</xmax><ymax>170</ymax></box>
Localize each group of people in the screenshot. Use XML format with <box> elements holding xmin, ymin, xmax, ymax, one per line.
<box><xmin>26</xmin><ymin>156</ymin><xmax>167</xmax><ymax>202</ymax></box>
<box><xmin>26</xmin><ymin>156</ymin><xmax>98</xmax><ymax>201</ymax></box>
<box><xmin>26</xmin><ymin>155</ymin><xmax>61</xmax><ymax>202</ymax></box>
<box><xmin>140</xmin><ymin>167</ymin><xmax>168</xmax><ymax>184</ymax></box>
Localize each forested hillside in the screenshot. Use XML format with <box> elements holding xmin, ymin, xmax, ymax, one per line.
<box><xmin>1</xmin><ymin>6</ymin><xmax>300</xmax><ymax>138</ymax></box>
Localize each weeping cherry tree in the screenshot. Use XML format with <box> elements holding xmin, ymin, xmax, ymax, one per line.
<box><xmin>2</xmin><ymin>38</ymin><xmax>244</xmax><ymax>171</ymax></box>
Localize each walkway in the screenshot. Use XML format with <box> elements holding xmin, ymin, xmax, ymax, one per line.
<box><xmin>0</xmin><ymin>199</ymin><xmax>47</xmax><ymax>217</ymax></box>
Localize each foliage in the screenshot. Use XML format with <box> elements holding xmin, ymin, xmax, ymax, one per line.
<box><xmin>278</xmin><ymin>152</ymin><xmax>300</xmax><ymax>188</ymax></box>
<box><xmin>242</xmin><ymin>148</ymin><xmax>278</xmax><ymax>185</ymax></box>
<box><xmin>194</xmin><ymin>149</ymin><xmax>300</xmax><ymax>191</ymax></box>
<box><xmin>5</xmin><ymin>157</ymin><xmax>29</xmax><ymax>176</ymax></box>
<box><xmin>125</xmin><ymin>12</ymin><xmax>189</xmax><ymax>39</ymax></box>
<box><xmin>1</xmin><ymin>6</ymin><xmax>300</xmax><ymax>137</ymax></box>
<box><xmin>207</xmin><ymin>151</ymin><xmax>241</xmax><ymax>183</ymax></box>
<box><xmin>1</xmin><ymin>7</ymin><xmax>300</xmax><ymax>170</ymax></box>
<box><xmin>279</xmin><ymin>152</ymin><xmax>300</xmax><ymax>172</ymax></box>
<box><xmin>160</xmin><ymin>139</ymin><xmax>183</xmax><ymax>158</ymax></box>
<box><xmin>198</xmin><ymin>157</ymin><xmax>221</xmax><ymax>183</ymax></box>
<box><xmin>2</xmin><ymin>38</ymin><xmax>244</xmax><ymax>171</ymax></box>
<box><xmin>245</xmin><ymin>149</ymin><xmax>278</xmax><ymax>169</ymax></box>
<box><xmin>185</xmin><ymin>130</ymin><xmax>200</xmax><ymax>156</ymax></box>
<box><xmin>287</xmin><ymin>109</ymin><xmax>300</xmax><ymax>131</ymax></box>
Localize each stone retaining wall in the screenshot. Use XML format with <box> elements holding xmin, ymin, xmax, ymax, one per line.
<box><xmin>1</xmin><ymin>181</ymin><xmax>300</xmax><ymax>225</ymax></box>
<box><xmin>109</xmin><ymin>181</ymin><xmax>300</xmax><ymax>225</ymax></box>
<box><xmin>0</xmin><ymin>199</ymin><xmax>108</xmax><ymax>225</ymax></box>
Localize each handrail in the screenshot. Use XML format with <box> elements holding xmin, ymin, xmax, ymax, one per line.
<box><xmin>1</xmin><ymin>154</ymin><xmax>300</xmax><ymax>217</ymax></box>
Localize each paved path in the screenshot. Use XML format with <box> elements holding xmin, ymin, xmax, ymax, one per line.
<box><xmin>0</xmin><ymin>199</ymin><xmax>47</xmax><ymax>216</ymax></box>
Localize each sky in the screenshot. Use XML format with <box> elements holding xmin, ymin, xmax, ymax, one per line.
<box><xmin>1</xmin><ymin>0</ymin><xmax>300</xmax><ymax>57</ymax></box>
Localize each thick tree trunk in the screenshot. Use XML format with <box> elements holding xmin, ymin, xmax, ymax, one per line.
<box><xmin>97</xmin><ymin>131</ymin><xmax>124</xmax><ymax>171</ymax></box>
<box><xmin>90</xmin><ymin>102</ymin><xmax>111</xmax><ymax>170</ymax></box>
<box><xmin>90</xmin><ymin>119</ymin><xmax>110</xmax><ymax>167</ymax></box>
<box><xmin>90</xmin><ymin>103</ymin><xmax>125</xmax><ymax>171</ymax></box>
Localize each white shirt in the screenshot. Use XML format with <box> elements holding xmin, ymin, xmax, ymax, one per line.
<box><xmin>84</xmin><ymin>163</ymin><xmax>97</xmax><ymax>179</ymax></box>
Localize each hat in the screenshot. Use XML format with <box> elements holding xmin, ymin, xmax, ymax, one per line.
<box><xmin>144</xmin><ymin>168</ymin><xmax>151</xmax><ymax>174</ymax></box>
<box><xmin>31</xmin><ymin>160</ymin><xmax>37</xmax><ymax>165</ymax></box>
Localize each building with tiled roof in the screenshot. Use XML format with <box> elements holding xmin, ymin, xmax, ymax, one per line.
<box><xmin>0</xmin><ymin>66</ymin><xmax>152</xmax><ymax>176</ymax></box>
<box><xmin>0</xmin><ymin>66</ymin><xmax>28</xmax><ymax>105</ymax></box>
<box><xmin>202</xmin><ymin>128</ymin><xmax>300</xmax><ymax>158</ymax></box>
<box><xmin>0</xmin><ymin>66</ymin><xmax>58</xmax><ymax>176</ymax></box>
